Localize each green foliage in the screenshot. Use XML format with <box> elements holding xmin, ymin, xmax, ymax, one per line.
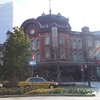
<box><xmin>25</xmin><ymin>88</ymin><xmax>51</xmax><ymax>94</ymax></box>
<box><xmin>0</xmin><ymin>88</ymin><xmax>93</xmax><ymax>95</ymax></box>
<box><xmin>26</xmin><ymin>88</ymin><xmax>93</xmax><ymax>95</ymax></box>
<box><xmin>2</xmin><ymin>27</ymin><xmax>31</xmax><ymax>80</ymax></box>
<box><xmin>67</xmin><ymin>88</ymin><xmax>93</xmax><ymax>94</ymax></box>
<box><xmin>0</xmin><ymin>88</ymin><xmax>26</xmax><ymax>95</ymax></box>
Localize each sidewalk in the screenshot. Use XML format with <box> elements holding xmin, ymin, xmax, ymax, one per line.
<box><xmin>61</xmin><ymin>81</ymin><xmax>100</xmax><ymax>88</ymax></box>
<box><xmin>70</xmin><ymin>81</ymin><xmax>100</xmax><ymax>96</ymax></box>
<box><xmin>61</xmin><ymin>81</ymin><xmax>100</xmax><ymax>96</ymax></box>
<box><xmin>75</xmin><ymin>81</ymin><xmax>100</xmax><ymax>88</ymax></box>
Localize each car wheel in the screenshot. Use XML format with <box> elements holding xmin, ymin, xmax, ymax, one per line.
<box><xmin>24</xmin><ymin>85</ymin><xmax>31</xmax><ymax>90</ymax></box>
<box><xmin>49</xmin><ymin>85</ymin><xmax>54</xmax><ymax>89</ymax></box>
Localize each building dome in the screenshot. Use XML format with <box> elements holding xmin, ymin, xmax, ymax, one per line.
<box><xmin>20</xmin><ymin>13</ymin><xmax>71</xmax><ymax>34</ymax></box>
<box><xmin>36</xmin><ymin>13</ymin><xmax>71</xmax><ymax>31</ymax></box>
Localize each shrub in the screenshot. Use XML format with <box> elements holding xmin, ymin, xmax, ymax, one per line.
<box><xmin>26</xmin><ymin>88</ymin><xmax>52</xmax><ymax>94</ymax></box>
<box><xmin>0</xmin><ymin>88</ymin><xmax>26</xmax><ymax>95</ymax></box>
<box><xmin>26</xmin><ymin>88</ymin><xmax>93</xmax><ymax>95</ymax></box>
<box><xmin>0</xmin><ymin>88</ymin><xmax>93</xmax><ymax>95</ymax></box>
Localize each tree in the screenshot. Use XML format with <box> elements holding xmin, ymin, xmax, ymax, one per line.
<box><xmin>2</xmin><ymin>27</ymin><xmax>31</xmax><ymax>80</ymax></box>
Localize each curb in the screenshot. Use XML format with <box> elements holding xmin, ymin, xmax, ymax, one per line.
<box><xmin>0</xmin><ymin>93</ymin><xmax>95</xmax><ymax>98</ymax></box>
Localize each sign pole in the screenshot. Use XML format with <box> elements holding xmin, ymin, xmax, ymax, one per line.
<box><xmin>28</xmin><ymin>54</ymin><xmax>36</xmax><ymax>89</ymax></box>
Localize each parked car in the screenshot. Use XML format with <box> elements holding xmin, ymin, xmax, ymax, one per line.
<box><xmin>18</xmin><ymin>77</ymin><xmax>58</xmax><ymax>89</ymax></box>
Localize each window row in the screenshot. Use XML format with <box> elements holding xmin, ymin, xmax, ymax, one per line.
<box><xmin>70</xmin><ymin>52</ymin><xmax>84</xmax><ymax>61</ymax></box>
<box><xmin>31</xmin><ymin>50</ymin><xmax>100</xmax><ymax>63</ymax></box>
<box><xmin>45</xmin><ymin>49</ymin><xmax>65</xmax><ymax>59</ymax></box>
<box><xmin>70</xmin><ymin>39</ymin><xmax>82</xmax><ymax>49</ymax></box>
<box><xmin>41</xmin><ymin>24</ymin><xmax>69</xmax><ymax>29</ymax></box>
<box><xmin>44</xmin><ymin>34</ymin><xmax>65</xmax><ymax>45</ymax></box>
<box><xmin>70</xmin><ymin>37</ymin><xmax>93</xmax><ymax>49</ymax></box>
<box><xmin>34</xmin><ymin>51</ymin><xmax>84</xmax><ymax>62</ymax></box>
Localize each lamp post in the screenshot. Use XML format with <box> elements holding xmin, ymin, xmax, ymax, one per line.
<box><xmin>84</xmin><ymin>37</ymin><xmax>91</xmax><ymax>86</ymax></box>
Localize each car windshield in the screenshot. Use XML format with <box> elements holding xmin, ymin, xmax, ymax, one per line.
<box><xmin>29</xmin><ymin>77</ymin><xmax>47</xmax><ymax>82</ymax></box>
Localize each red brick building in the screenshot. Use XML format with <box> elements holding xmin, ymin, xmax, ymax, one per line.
<box><xmin>19</xmin><ymin>12</ymin><xmax>100</xmax><ymax>82</ymax></box>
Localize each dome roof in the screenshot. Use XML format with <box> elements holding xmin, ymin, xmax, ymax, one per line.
<box><xmin>36</xmin><ymin>13</ymin><xmax>69</xmax><ymax>24</ymax></box>
<box><xmin>36</xmin><ymin>13</ymin><xmax>71</xmax><ymax>31</ymax></box>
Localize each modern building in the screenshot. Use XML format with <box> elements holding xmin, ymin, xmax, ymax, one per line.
<box><xmin>0</xmin><ymin>1</ymin><xmax>26</xmax><ymax>43</ymax></box>
<box><xmin>19</xmin><ymin>11</ymin><xmax>100</xmax><ymax>82</ymax></box>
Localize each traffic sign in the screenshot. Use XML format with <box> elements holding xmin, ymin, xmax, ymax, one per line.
<box><xmin>29</xmin><ymin>61</ymin><xmax>36</xmax><ymax>66</ymax></box>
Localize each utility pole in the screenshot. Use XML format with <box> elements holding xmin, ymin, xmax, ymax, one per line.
<box><xmin>84</xmin><ymin>37</ymin><xmax>91</xmax><ymax>86</ymax></box>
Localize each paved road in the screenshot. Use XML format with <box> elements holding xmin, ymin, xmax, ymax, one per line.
<box><xmin>0</xmin><ymin>96</ymin><xmax>100</xmax><ymax>100</ymax></box>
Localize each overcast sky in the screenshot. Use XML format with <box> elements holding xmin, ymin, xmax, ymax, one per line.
<box><xmin>1</xmin><ymin>0</ymin><xmax>100</xmax><ymax>32</ymax></box>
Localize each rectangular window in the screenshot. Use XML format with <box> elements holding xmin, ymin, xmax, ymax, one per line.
<box><xmin>88</xmin><ymin>38</ymin><xmax>92</xmax><ymax>47</ymax></box>
<box><xmin>44</xmin><ymin>35</ymin><xmax>50</xmax><ymax>45</ymax></box>
<box><xmin>46</xmin><ymin>24</ymin><xmax>48</xmax><ymax>28</ymax></box>
<box><xmin>60</xmin><ymin>49</ymin><xmax>65</xmax><ymax>59</ymax></box>
<box><xmin>59</xmin><ymin>34</ymin><xmax>65</xmax><ymax>44</ymax></box>
<box><xmin>59</xmin><ymin>37</ymin><xmax>64</xmax><ymax>44</ymax></box>
<box><xmin>36</xmin><ymin>39</ymin><xmax>39</xmax><ymax>49</ymax></box>
<box><xmin>77</xmin><ymin>40</ymin><xmax>82</xmax><ymax>49</ymax></box>
<box><xmin>42</xmin><ymin>25</ymin><xmax>45</xmax><ymax>28</ymax></box>
<box><xmin>95</xmin><ymin>41</ymin><xmax>100</xmax><ymax>48</ymax></box>
<box><xmin>45</xmin><ymin>49</ymin><xmax>50</xmax><ymax>58</ymax></box>
<box><xmin>89</xmin><ymin>51</ymin><xmax>93</xmax><ymax>60</ymax></box>
<box><xmin>31</xmin><ymin>40</ymin><xmax>36</xmax><ymax>50</ymax></box>
<box><xmin>36</xmin><ymin>54</ymin><xmax>40</xmax><ymax>62</ymax></box>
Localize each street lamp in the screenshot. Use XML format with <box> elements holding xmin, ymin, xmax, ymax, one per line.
<box><xmin>84</xmin><ymin>37</ymin><xmax>91</xmax><ymax>86</ymax></box>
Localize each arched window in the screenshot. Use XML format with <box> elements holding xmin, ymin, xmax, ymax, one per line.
<box><xmin>60</xmin><ymin>49</ymin><xmax>65</xmax><ymax>59</ymax></box>
<box><xmin>89</xmin><ymin>50</ymin><xmax>93</xmax><ymax>60</ymax></box>
<box><xmin>73</xmin><ymin>53</ymin><xmax>78</xmax><ymax>61</ymax></box>
<box><xmin>72</xmin><ymin>39</ymin><xmax>77</xmax><ymax>49</ymax></box>
<box><xmin>77</xmin><ymin>40</ymin><xmax>82</xmax><ymax>49</ymax></box>
<box><xmin>78</xmin><ymin>52</ymin><xmax>83</xmax><ymax>61</ymax></box>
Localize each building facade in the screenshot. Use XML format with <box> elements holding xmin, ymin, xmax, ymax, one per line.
<box><xmin>19</xmin><ymin>12</ymin><xmax>100</xmax><ymax>82</ymax></box>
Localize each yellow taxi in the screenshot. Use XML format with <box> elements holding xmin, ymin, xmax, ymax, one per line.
<box><xmin>18</xmin><ymin>77</ymin><xmax>58</xmax><ymax>89</ymax></box>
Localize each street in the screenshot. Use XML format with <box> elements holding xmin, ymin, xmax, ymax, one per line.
<box><xmin>0</xmin><ymin>96</ymin><xmax>100</xmax><ymax>100</ymax></box>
